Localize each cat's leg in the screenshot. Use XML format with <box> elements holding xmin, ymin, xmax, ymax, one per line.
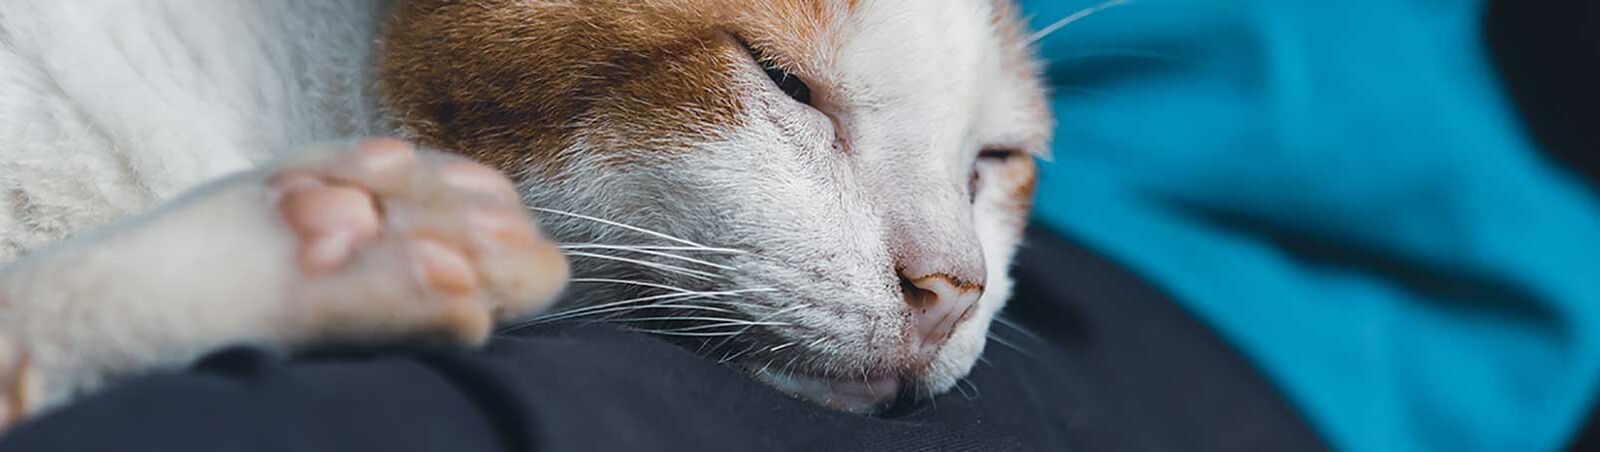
<box><xmin>0</xmin><ymin>138</ymin><xmax>568</xmax><ymax>430</ymax></box>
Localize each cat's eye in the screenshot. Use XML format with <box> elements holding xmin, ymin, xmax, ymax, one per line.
<box><xmin>739</xmin><ymin>39</ymin><xmax>813</xmax><ymax>106</ymax></box>
<box><xmin>764</xmin><ymin>64</ymin><xmax>813</xmax><ymax>105</ymax></box>
<box><xmin>978</xmin><ymin>148</ymin><xmax>1022</xmax><ymax>161</ymax></box>
<box><xmin>970</xmin><ymin>148</ymin><xmax>1021</xmax><ymax>203</ymax></box>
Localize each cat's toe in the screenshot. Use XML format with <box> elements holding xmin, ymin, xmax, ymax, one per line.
<box><xmin>274</xmin><ymin>179</ymin><xmax>383</xmax><ymax>274</ymax></box>
<box><xmin>271</xmin><ymin>139</ymin><xmax>567</xmax><ymax>345</ymax></box>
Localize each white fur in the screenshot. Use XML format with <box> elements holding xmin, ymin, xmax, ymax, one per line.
<box><xmin>0</xmin><ymin>1</ymin><xmax>393</xmax><ymax>257</ymax></box>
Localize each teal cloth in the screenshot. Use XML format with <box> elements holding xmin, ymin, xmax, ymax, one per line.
<box><xmin>1017</xmin><ymin>0</ymin><xmax>1600</xmax><ymax>450</ymax></box>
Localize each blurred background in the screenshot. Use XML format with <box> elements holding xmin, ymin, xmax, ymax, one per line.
<box><xmin>1015</xmin><ymin>0</ymin><xmax>1599</xmax><ymax>450</ymax></box>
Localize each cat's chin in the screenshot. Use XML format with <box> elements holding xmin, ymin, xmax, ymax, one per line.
<box><xmin>751</xmin><ymin>368</ymin><xmax>902</xmax><ymax>415</ymax></box>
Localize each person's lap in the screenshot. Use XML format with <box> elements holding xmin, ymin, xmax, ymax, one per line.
<box><xmin>0</xmin><ymin>226</ymin><xmax>1322</xmax><ymax>451</ymax></box>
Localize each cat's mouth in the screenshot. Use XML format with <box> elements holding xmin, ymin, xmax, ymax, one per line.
<box><xmin>750</xmin><ymin>367</ymin><xmax>904</xmax><ymax>414</ymax></box>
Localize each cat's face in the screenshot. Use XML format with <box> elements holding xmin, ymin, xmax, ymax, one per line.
<box><xmin>381</xmin><ymin>0</ymin><xmax>1050</xmax><ymax>412</ymax></box>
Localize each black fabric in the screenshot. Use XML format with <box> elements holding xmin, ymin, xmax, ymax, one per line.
<box><xmin>1007</xmin><ymin>229</ymin><xmax>1327</xmax><ymax>451</ymax></box>
<box><xmin>1483</xmin><ymin>1</ymin><xmax>1600</xmax><ymax>449</ymax></box>
<box><xmin>0</xmin><ymin>227</ymin><xmax>1321</xmax><ymax>451</ymax></box>
<box><xmin>1485</xmin><ymin>0</ymin><xmax>1600</xmax><ymax>190</ymax></box>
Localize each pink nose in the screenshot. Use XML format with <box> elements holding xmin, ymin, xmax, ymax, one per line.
<box><xmin>901</xmin><ymin>273</ymin><xmax>985</xmax><ymax>356</ymax></box>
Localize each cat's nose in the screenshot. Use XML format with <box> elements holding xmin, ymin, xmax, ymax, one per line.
<box><xmin>900</xmin><ymin>272</ymin><xmax>985</xmax><ymax>356</ymax></box>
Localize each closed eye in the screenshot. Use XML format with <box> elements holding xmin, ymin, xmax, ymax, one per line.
<box><xmin>970</xmin><ymin>148</ymin><xmax>1024</xmax><ymax>203</ymax></box>
<box><xmin>978</xmin><ymin>148</ymin><xmax>1023</xmax><ymax>161</ymax></box>
<box><xmin>765</xmin><ymin>63</ymin><xmax>813</xmax><ymax>105</ymax></box>
<box><xmin>738</xmin><ymin>38</ymin><xmax>813</xmax><ymax>106</ymax></box>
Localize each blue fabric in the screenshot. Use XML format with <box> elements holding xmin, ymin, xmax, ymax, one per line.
<box><xmin>1016</xmin><ymin>0</ymin><xmax>1600</xmax><ymax>450</ymax></box>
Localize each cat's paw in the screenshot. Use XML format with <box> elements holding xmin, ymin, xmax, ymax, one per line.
<box><xmin>0</xmin><ymin>138</ymin><xmax>566</xmax><ymax>427</ymax></box>
<box><xmin>268</xmin><ymin>138</ymin><xmax>568</xmax><ymax>344</ymax></box>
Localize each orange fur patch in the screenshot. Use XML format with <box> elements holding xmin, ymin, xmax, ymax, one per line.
<box><xmin>380</xmin><ymin>0</ymin><xmax>857</xmax><ymax>173</ymax></box>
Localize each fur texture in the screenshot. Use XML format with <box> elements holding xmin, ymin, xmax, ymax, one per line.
<box><xmin>0</xmin><ymin>0</ymin><xmax>1051</xmax><ymax>421</ymax></box>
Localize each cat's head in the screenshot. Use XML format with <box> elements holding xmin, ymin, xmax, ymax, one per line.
<box><xmin>380</xmin><ymin>0</ymin><xmax>1050</xmax><ymax>413</ymax></box>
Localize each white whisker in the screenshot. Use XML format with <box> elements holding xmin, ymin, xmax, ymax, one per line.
<box><xmin>806</xmin><ymin>336</ymin><xmax>830</xmax><ymax>349</ymax></box>
<box><xmin>780</xmin><ymin>349</ymin><xmax>808</xmax><ymax>376</ymax></box>
<box><xmin>561</xmin><ymin>245</ymin><xmax>735</xmax><ymax>270</ymax></box>
<box><xmin>1026</xmin><ymin>0</ymin><xmax>1133</xmax><ymax>45</ymax></box>
<box><xmin>610</xmin><ymin>316</ymin><xmax>783</xmax><ymax>325</ymax></box>
<box><xmin>565</xmin><ymin>251</ymin><xmax>722</xmax><ymax>280</ymax></box>
<box><xmin>955</xmin><ymin>378</ymin><xmax>981</xmax><ymax>401</ymax></box>
<box><xmin>576</xmin><ymin>304</ymin><xmax>747</xmax><ymax>317</ymax></box>
<box><xmin>529</xmin><ymin>292</ymin><xmax>714</xmax><ymax>323</ymax></box>
<box><xmin>987</xmin><ymin>332</ymin><xmax>1042</xmax><ymax>364</ymax></box>
<box><xmin>628</xmin><ymin>321</ymin><xmax>793</xmax><ymax>337</ymax></box>
<box><xmin>567</xmin><ymin>278</ymin><xmax>696</xmax><ymax>294</ymax></box>
<box><xmin>704</xmin><ymin>304</ymin><xmax>810</xmax><ymax>353</ymax></box>
<box><xmin>992</xmin><ymin>317</ymin><xmax>1047</xmax><ymax>344</ymax></box>
<box><xmin>533</xmin><ymin>207</ymin><xmax>715</xmax><ymax>249</ymax></box>
<box><xmin>862</xmin><ymin>366</ymin><xmax>876</xmax><ymax>398</ymax></box>
<box><xmin>624</xmin><ymin>329</ymin><xmax>746</xmax><ymax>338</ymax></box>
<box><xmin>512</xmin><ymin>288</ymin><xmax>777</xmax><ymax>327</ymax></box>
<box><xmin>663</xmin><ymin>321</ymin><xmax>794</xmax><ymax>332</ymax></box>
<box><xmin>719</xmin><ymin>342</ymin><xmax>764</xmax><ymax>364</ymax></box>
<box><xmin>561</xmin><ymin>244</ymin><xmax>747</xmax><ymax>254</ymax></box>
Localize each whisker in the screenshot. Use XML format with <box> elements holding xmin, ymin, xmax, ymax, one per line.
<box><xmin>577</xmin><ymin>304</ymin><xmax>748</xmax><ymax>317</ymax></box>
<box><xmin>510</xmin><ymin>288</ymin><xmax>777</xmax><ymax>327</ymax></box>
<box><xmin>955</xmin><ymin>378</ymin><xmax>981</xmax><ymax>401</ymax></box>
<box><xmin>750</xmin><ymin>340</ymin><xmax>800</xmax><ymax>373</ymax></box>
<box><xmin>533</xmin><ymin>207</ymin><xmax>716</xmax><ymax>249</ymax></box>
<box><xmin>780</xmin><ymin>348</ymin><xmax>808</xmax><ymax>376</ymax></box>
<box><xmin>561</xmin><ymin>244</ymin><xmax>735</xmax><ymax>270</ymax></box>
<box><xmin>992</xmin><ymin>317</ymin><xmax>1048</xmax><ymax>344</ymax></box>
<box><xmin>623</xmin><ymin>329</ymin><xmax>747</xmax><ymax>338</ymax></box>
<box><xmin>607</xmin><ymin>316</ymin><xmax>787</xmax><ymax>325</ymax></box>
<box><xmin>1027</xmin><ymin>0</ymin><xmax>1134</xmax><ymax>44</ymax></box>
<box><xmin>719</xmin><ymin>342</ymin><xmax>765</xmax><ymax>364</ymax></box>
<box><xmin>664</xmin><ymin>321</ymin><xmax>794</xmax><ymax>332</ymax></box>
<box><xmin>561</xmin><ymin>244</ymin><xmax>747</xmax><ymax>254</ymax></box>
<box><xmin>630</xmin><ymin>320</ymin><xmax>794</xmax><ymax>337</ymax></box>
<box><xmin>806</xmin><ymin>337</ymin><xmax>830</xmax><ymax>349</ymax></box>
<box><xmin>565</xmin><ymin>251</ymin><xmax>722</xmax><ymax>280</ymax></box>
<box><xmin>862</xmin><ymin>366</ymin><xmax>876</xmax><ymax>399</ymax></box>
<box><xmin>986</xmin><ymin>332</ymin><xmax>1042</xmax><ymax>364</ymax></box>
<box><xmin>524</xmin><ymin>292</ymin><xmax>715</xmax><ymax>324</ymax></box>
<box><xmin>567</xmin><ymin>278</ymin><xmax>695</xmax><ymax>294</ymax></box>
<box><xmin>758</xmin><ymin>356</ymin><xmax>780</xmax><ymax>375</ymax></box>
<box><xmin>704</xmin><ymin>304</ymin><xmax>811</xmax><ymax>355</ymax></box>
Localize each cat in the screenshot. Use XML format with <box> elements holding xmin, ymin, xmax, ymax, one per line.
<box><xmin>0</xmin><ymin>0</ymin><xmax>1050</xmax><ymax>427</ymax></box>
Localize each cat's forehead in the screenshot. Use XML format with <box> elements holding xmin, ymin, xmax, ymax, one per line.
<box><xmin>733</xmin><ymin>0</ymin><xmax>1051</xmax><ymax>152</ymax></box>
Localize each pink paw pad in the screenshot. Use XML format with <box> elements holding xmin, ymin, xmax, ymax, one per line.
<box><xmin>264</xmin><ymin>138</ymin><xmax>564</xmax><ymax>331</ymax></box>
